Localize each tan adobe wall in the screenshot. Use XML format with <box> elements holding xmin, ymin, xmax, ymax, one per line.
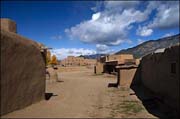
<box><xmin>0</xmin><ymin>30</ymin><xmax>45</xmax><ymax>115</ymax></box>
<box><xmin>85</xmin><ymin>59</ymin><xmax>96</xmax><ymax>66</ymax></box>
<box><xmin>116</xmin><ymin>65</ymin><xmax>137</xmax><ymax>87</ymax></box>
<box><xmin>106</xmin><ymin>54</ymin><xmax>134</xmax><ymax>64</ymax></box>
<box><xmin>94</xmin><ymin>62</ymin><xmax>104</xmax><ymax>74</ymax></box>
<box><xmin>60</xmin><ymin>56</ymin><xmax>95</xmax><ymax>66</ymax></box>
<box><xmin>0</xmin><ymin>18</ymin><xmax>17</xmax><ymax>33</ymax></box>
<box><xmin>140</xmin><ymin>45</ymin><xmax>179</xmax><ymax>112</ymax></box>
<box><xmin>119</xmin><ymin>68</ymin><xmax>137</xmax><ymax>87</ymax></box>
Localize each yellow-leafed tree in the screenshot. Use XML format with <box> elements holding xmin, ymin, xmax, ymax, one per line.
<box><xmin>46</xmin><ymin>50</ymin><xmax>51</xmax><ymax>65</ymax></box>
<box><xmin>51</xmin><ymin>55</ymin><xmax>58</xmax><ymax>65</ymax></box>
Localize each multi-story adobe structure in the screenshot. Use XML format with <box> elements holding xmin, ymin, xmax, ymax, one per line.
<box><xmin>60</xmin><ymin>56</ymin><xmax>96</xmax><ymax>66</ymax></box>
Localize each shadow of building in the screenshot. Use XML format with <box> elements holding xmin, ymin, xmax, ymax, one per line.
<box><xmin>130</xmin><ymin>44</ymin><xmax>180</xmax><ymax>119</ymax></box>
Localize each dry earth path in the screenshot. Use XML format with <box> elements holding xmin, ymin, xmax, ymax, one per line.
<box><xmin>2</xmin><ymin>67</ymin><xmax>156</xmax><ymax>118</ymax></box>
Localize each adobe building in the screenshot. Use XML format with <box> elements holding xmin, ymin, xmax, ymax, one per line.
<box><xmin>131</xmin><ymin>44</ymin><xmax>179</xmax><ymax>118</ymax></box>
<box><xmin>60</xmin><ymin>56</ymin><xmax>96</xmax><ymax>66</ymax></box>
<box><xmin>116</xmin><ymin>65</ymin><xmax>138</xmax><ymax>87</ymax></box>
<box><xmin>94</xmin><ymin>54</ymin><xmax>137</xmax><ymax>75</ymax></box>
<box><xmin>0</xmin><ymin>18</ymin><xmax>17</xmax><ymax>33</ymax></box>
<box><xmin>0</xmin><ymin>18</ymin><xmax>46</xmax><ymax>115</ymax></box>
<box><xmin>84</xmin><ymin>59</ymin><xmax>97</xmax><ymax>66</ymax></box>
<box><xmin>94</xmin><ymin>56</ymin><xmax>106</xmax><ymax>74</ymax></box>
<box><xmin>94</xmin><ymin>62</ymin><xmax>104</xmax><ymax>74</ymax></box>
<box><xmin>104</xmin><ymin>54</ymin><xmax>136</xmax><ymax>74</ymax></box>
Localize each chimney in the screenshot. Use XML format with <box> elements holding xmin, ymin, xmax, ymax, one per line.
<box><xmin>0</xmin><ymin>18</ymin><xmax>17</xmax><ymax>33</ymax></box>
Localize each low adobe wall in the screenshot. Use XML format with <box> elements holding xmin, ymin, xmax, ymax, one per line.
<box><xmin>94</xmin><ymin>62</ymin><xmax>104</xmax><ymax>74</ymax></box>
<box><xmin>116</xmin><ymin>65</ymin><xmax>137</xmax><ymax>87</ymax></box>
<box><xmin>140</xmin><ymin>45</ymin><xmax>179</xmax><ymax>113</ymax></box>
<box><xmin>0</xmin><ymin>30</ymin><xmax>45</xmax><ymax>115</ymax></box>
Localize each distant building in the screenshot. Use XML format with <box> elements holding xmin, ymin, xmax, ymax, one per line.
<box><xmin>94</xmin><ymin>54</ymin><xmax>138</xmax><ymax>74</ymax></box>
<box><xmin>60</xmin><ymin>56</ymin><xmax>96</xmax><ymax>66</ymax></box>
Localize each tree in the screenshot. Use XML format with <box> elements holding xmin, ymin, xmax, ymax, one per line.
<box><xmin>46</xmin><ymin>50</ymin><xmax>51</xmax><ymax>65</ymax></box>
<box><xmin>51</xmin><ymin>55</ymin><xmax>58</xmax><ymax>65</ymax></box>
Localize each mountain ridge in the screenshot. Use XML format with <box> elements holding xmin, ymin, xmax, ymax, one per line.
<box><xmin>116</xmin><ymin>34</ymin><xmax>180</xmax><ymax>58</ymax></box>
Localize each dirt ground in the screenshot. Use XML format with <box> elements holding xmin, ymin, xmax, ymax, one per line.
<box><xmin>2</xmin><ymin>66</ymin><xmax>157</xmax><ymax>118</ymax></box>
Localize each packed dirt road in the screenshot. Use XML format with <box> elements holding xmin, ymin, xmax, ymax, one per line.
<box><xmin>2</xmin><ymin>66</ymin><xmax>156</xmax><ymax>118</ymax></box>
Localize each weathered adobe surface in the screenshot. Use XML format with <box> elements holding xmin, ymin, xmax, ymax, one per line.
<box><xmin>0</xmin><ymin>18</ymin><xmax>17</xmax><ymax>33</ymax></box>
<box><xmin>0</xmin><ymin>29</ymin><xmax>45</xmax><ymax>115</ymax></box>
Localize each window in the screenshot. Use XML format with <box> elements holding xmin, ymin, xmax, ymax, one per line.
<box><xmin>171</xmin><ymin>62</ymin><xmax>176</xmax><ymax>74</ymax></box>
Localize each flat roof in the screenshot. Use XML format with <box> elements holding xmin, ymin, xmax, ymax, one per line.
<box><xmin>116</xmin><ymin>64</ymin><xmax>138</xmax><ymax>69</ymax></box>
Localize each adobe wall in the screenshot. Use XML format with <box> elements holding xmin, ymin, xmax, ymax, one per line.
<box><xmin>0</xmin><ymin>18</ymin><xmax>17</xmax><ymax>33</ymax></box>
<box><xmin>0</xmin><ymin>30</ymin><xmax>45</xmax><ymax>115</ymax></box>
<box><xmin>140</xmin><ymin>45</ymin><xmax>179</xmax><ymax>111</ymax></box>
<box><xmin>116</xmin><ymin>65</ymin><xmax>137</xmax><ymax>87</ymax></box>
<box><xmin>106</xmin><ymin>54</ymin><xmax>133</xmax><ymax>61</ymax></box>
<box><xmin>60</xmin><ymin>56</ymin><xmax>96</xmax><ymax>66</ymax></box>
<box><xmin>94</xmin><ymin>62</ymin><xmax>104</xmax><ymax>74</ymax></box>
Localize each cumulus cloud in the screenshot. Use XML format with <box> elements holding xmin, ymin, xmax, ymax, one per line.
<box><xmin>148</xmin><ymin>1</ymin><xmax>179</xmax><ymax>29</ymax></box>
<box><xmin>136</xmin><ymin>26</ymin><xmax>153</xmax><ymax>37</ymax></box>
<box><xmin>65</xmin><ymin>1</ymin><xmax>148</xmax><ymax>47</ymax></box>
<box><xmin>136</xmin><ymin>1</ymin><xmax>179</xmax><ymax>36</ymax></box>
<box><xmin>92</xmin><ymin>12</ymin><xmax>101</xmax><ymax>21</ymax></box>
<box><xmin>65</xmin><ymin>1</ymin><xmax>179</xmax><ymax>51</ymax></box>
<box><xmin>104</xmin><ymin>1</ymin><xmax>140</xmax><ymax>11</ymax></box>
<box><xmin>50</xmin><ymin>48</ymin><xmax>96</xmax><ymax>60</ymax></box>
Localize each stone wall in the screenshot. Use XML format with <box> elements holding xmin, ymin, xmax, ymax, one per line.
<box><xmin>0</xmin><ymin>29</ymin><xmax>45</xmax><ymax>115</ymax></box>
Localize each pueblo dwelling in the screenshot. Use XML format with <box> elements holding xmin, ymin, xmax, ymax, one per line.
<box><xmin>0</xmin><ymin>18</ymin><xmax>46</xmax><ymax>115</ymax></box>
<box><xmin>94</xmin><ymin>54</ymin><xmax>140</xmax><ymax>87</ymax></box>
<box><xmin>60</xmin><ymin>56</ymin><xmax>96</xmax><ymax>66</ymax></box>
<box><xmin>131</xmin><ymin>44</ymin><xmax>179</xmax><ymax>118</ymax></box>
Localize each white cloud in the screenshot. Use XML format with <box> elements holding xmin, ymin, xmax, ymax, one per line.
<box><xmin>148</xmin><ymin>1</ymin><xmax>179</xmax><ymax>29</ymax></box>
<box><xmin>96</xmin><ymin>44</ymin><xmax>114</xmax><ymax>54</ymax></box>
<box><xmin>136</xmin><ymin>26</ymin><xmax>153</xmax><ymax>37</ymax></box>
<box><xmin>91</xmin><ymin>1</ymin><xmax>104</xmax><ymax>12</ymax></box>
<box><xmin>65</xmin><ymin>1</ymin><xmax>179</xmax><ymax>51</ymax></box>
<box><xmin>104</xmin><ymin>1</ymin><xmax>140</xmax><ymax>11</ymax></box>
<box><xmin>50</xmin><ymin>48</ymin><xmax>96</xmax><ymax>60</ymax></box>
<box><xmin>137</xmin><ymin>39</ymin><xmax>145</xmax><ymax>44</ymax></box>
<box><xmin>162</xmin><ymin>32</ymin><xmax>175</xmax><ymax>38</ymax></box>
<box><xmin>138</xmin><ymin>1</ymin><xmax>179</xmax><ymax>32</ymax></box>
<box><xmin>92</xmin><ymin>12</ymin><xmax>101</xmax><ymax>21</ymax></box>
<box><xmin>65</xmin><ymin>2</ymin><xmax>148</xmax><ymax>47</ymax></box>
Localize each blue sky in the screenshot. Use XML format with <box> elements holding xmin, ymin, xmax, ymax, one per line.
<box><xmin>1</xmin><ymin>1</ymin><xmax>179</xmax><ymax>59</ymax></box>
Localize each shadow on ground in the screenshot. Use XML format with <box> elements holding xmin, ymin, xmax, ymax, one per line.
<box><xmin>56</xmin><ymin>80</ymin><xmax>64</xmax><ymax>83</ymax></box>
<box><xmin>45</xmin><ymin>93</ymin><xmax>58</xmax><ymax>100</ymax></box>
<box><xmin>108</xmin><ymin>83</ymin><xmax>118</xmax><ymax>88</ymax></box>
<box><xmin>130</xmin><ymin>85</ymin><xmax>178</xmax><ymax>119</ymax></box>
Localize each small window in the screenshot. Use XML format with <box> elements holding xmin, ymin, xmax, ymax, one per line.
<box><xmin>171</xmin><ymin>63</ymin><xmax>176</xmax><ymax>74</ymax></box>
